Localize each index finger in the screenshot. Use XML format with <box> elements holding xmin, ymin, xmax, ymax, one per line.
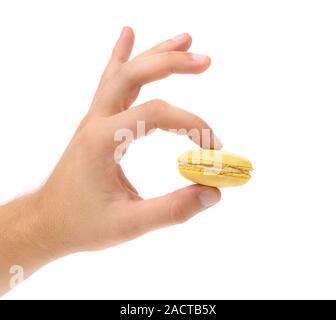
<box><xmin>105</xmin><ymin>99</ymin><xmax>222</xmax><ymax>150</ymax></box>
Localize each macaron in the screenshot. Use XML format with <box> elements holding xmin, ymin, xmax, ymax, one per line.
<box><xmin>178</xmin><ymin>149</ymin><xmax>253</xmax><ymax>188</ymax></box>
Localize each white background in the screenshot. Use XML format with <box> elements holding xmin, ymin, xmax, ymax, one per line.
<box><xmin>1</xmin><ymin>0</ymin><xmax>336</xmax><ymax>299</ymax></box>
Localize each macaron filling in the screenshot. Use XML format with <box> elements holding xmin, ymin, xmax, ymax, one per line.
<box><xmin>178</xmin><ymin>163</ymin><xmax>250</xmax><ymax>176</ymax></box>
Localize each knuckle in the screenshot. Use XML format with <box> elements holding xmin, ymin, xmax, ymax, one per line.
<box><xmin>160</xmin><ymin>52</ymin><xmax>176</xmax><ymax>73</ymax></box>
<box><xmin>188</xmin><ymin>111</ymin><xmax>201</xmax><ymax>123</ymax></box>
<box><xmin>169</xmin><ymin>197</ymin><xmax>190</xmax><ymax>225</ymax></box>
<box><xmin>146</xmin><ymin>99</ymin><xmax>169</xmax><ymax>117</ymax></box>
<box><xmin>193</xmin><ymin>112</ymin><xmax>204</xmax><ymax>123</ymax></box>
<box><xmin>149</xmin><ymin>98</ymin><xmax>167</xmax><ymax>108</ymax></box>
<box><xmin>186</xmin><ymin>110</ymin><xmax>208</xmax><ymax>131</ymax></box>
<box><xmin>100</xmin><ymin>71</ymin><xmax>111</xmax><ymax>86</ymax></box>
<box><xmin>76</xmin><ymin>119</ymin><xmax>104</xmax><ymax>149</ymax></box>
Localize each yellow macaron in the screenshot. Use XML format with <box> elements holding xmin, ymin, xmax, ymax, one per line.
<box><xmin>178</xmin><ymin>149</ymin><xmax>253</xmax><ymax>188</ymax></box>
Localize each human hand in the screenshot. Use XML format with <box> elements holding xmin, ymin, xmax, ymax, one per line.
<box><xmin>22</xmin><ymin>28</ymin><xmax>223</xmax><ymax>259</ymax></box>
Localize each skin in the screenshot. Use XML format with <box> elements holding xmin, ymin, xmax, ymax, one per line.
<box><xmin>0</xmin><ymin>27</ymin><xmax>222</xmax><ymax>296</ymax></box>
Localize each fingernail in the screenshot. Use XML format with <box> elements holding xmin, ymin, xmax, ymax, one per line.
<box><xmin>213</xmin><ymin>134</ymin><xmax>223</xmax><ymax>149</ymax></box>
<box><xmin>172</xmin><ymin>33</ymin><xmax>186</xmax><ymax>42</ymax></box>
<box><xmin>198</xmin><ymin>188</ymin><xmax>220</xmax><ymax>208</ymax></box>
<box><xmin>191</xmin><ymin>54</ymin><xmax>208</xmax><ymax>62</ymax></box>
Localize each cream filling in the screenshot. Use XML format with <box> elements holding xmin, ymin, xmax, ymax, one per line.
<box><xmin>179</xmin><ymin>163</ymin><xmax>250</xmax><ymax>175</ymax></box>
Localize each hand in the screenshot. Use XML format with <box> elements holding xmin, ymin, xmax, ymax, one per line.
<box><xmin>0</xmin><ymin>28</ymin><xmax>222</xmax><ymax>293</ymax></box>
<box><xmin>39</xmin><ymin>27</ymin><xmax>222</xmax><ymax>254</ymax></box>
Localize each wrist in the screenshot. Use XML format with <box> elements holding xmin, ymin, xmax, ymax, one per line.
<box><xmin>0</xmin><ymin>192</ymin><xmax>64</xmax><ymax>278</ymax></box>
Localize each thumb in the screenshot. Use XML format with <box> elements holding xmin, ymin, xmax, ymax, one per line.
<box><xmin>133</xmin><ymin>185</ymin><xmax>221</xmax><ymax>234</ymax></box>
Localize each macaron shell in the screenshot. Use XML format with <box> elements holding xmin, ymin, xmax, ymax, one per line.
<box><xmin>178</xmin><ymin>167</ymin><xmax>251</xmax><ymax>188</ymax></box>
